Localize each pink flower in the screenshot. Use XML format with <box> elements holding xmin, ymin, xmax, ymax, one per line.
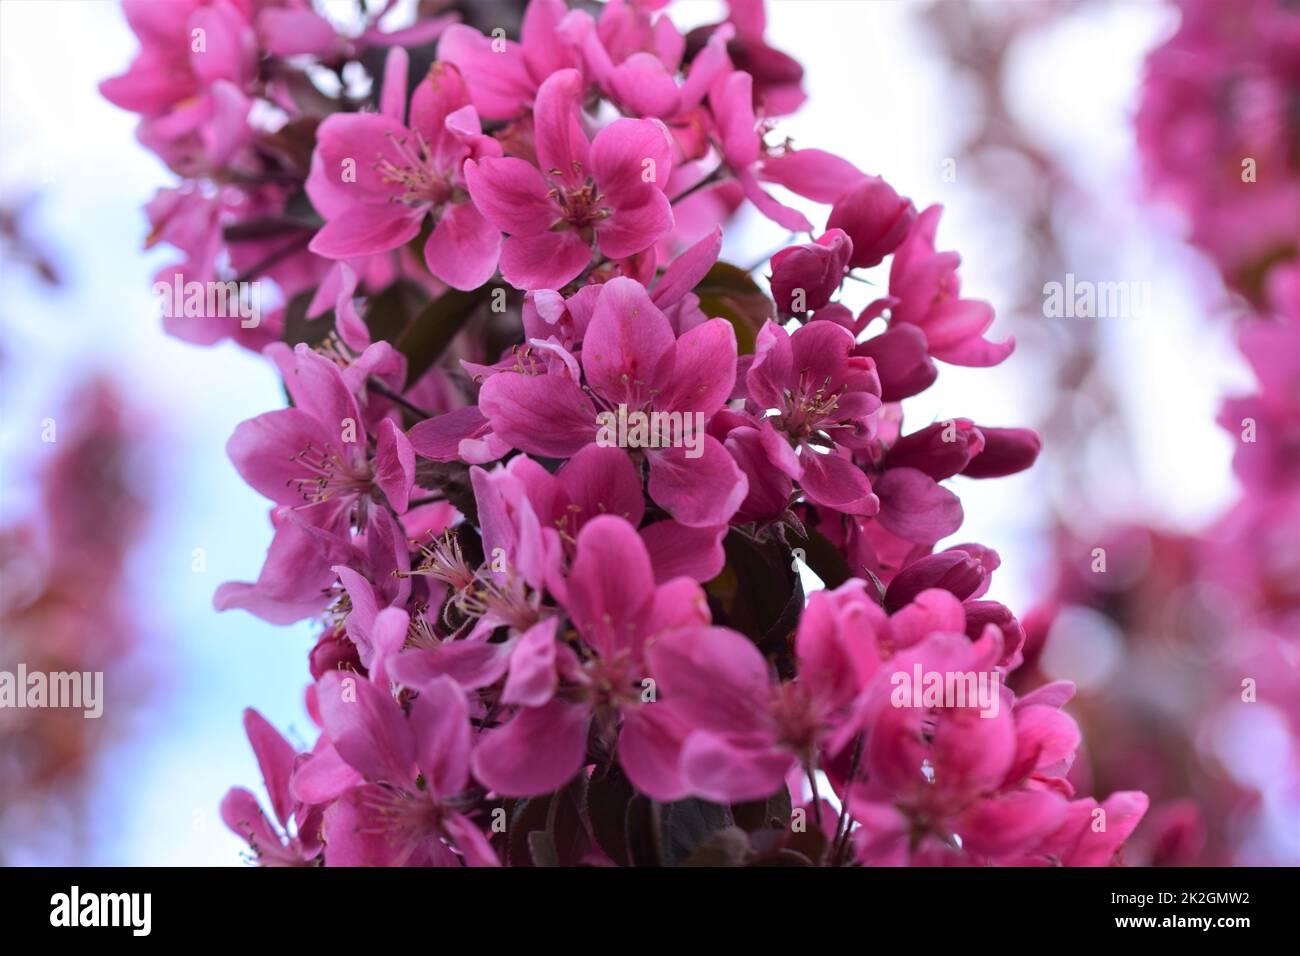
<box><xmin>465</xmin><ymin>69</ymin><xmax>675</xmax><ymax>289</ymax></box>
<box><xmin>561</xmin><ymin>2</ymin><xmax>732</xmax><ymax>123</ymax></box>
<box><xmin>221</xmin><ymin>709</ymin><xmax>323</xmax><ymax>866</ymax></box>
<box><xmin>292</xmin><ymin>672</ymin><xmax>499</xmax><ymax>867</ymax></box>
<box><xmin>883</xmin><ymin>205</ymin><xmax>1014</xmax><ymax>367</ymax></box>
<box><xmin>845</xmin><ymin>632</ymin><xmax>1098</xmax><ymax>865</ymax></box>
<box><xmin>437</xmin><ymin>0</ymin><xmax>580</xmax><ymax>121</ymax></box>
<box><xmin>470</xmin><ymin>515</ymin><xmax>710</xmax><ymax>797</ymax></box>
<box><xmin>226</xmin><ymin>344</ymin><xmax>416</xmax><ymax>530</ymax></box>
<box><xmin>769</xmin><ymin>229</ymin><xmax>853</xmax><ymax>316</ymax></box>
<box><xmin>709</xmin><ymin>69</ymin><xmax>864</xmax><ymax>231</ymax></box>
<box><xmin>475</xmin><ymin>444</ymin><xmax>727</xmax><ymax>585</ymax></box>
<box><xmin>100</xmin><ymin>0</ymin><xmax>257</xmax><ymax>171</ymax></box>
<box><xmin>826</xmin><ymin>175</ymin><xmax>917</xmax><ymax>269</ymax></box>
<box><xmin>744</xmin><ymin>319</ymin><xmax>882</xmax><ymax>516</ymax></box>
<box><xmin>307</xmin><ymin>54</ymin><xmax>502</xmax><ymax>291</ymax></box>
<box><xmin>478</xmin><ymin>277</ymin><xmax>747</xmax><ymax>527</ymax></box>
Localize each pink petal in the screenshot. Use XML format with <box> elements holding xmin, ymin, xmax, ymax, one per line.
<box><xmin>679</xmin><ymin>731</ymin><xmax>793</xmax><ymax>804</ymax></box>
<box><xmin>798</xmin><ymin>449</ymin><xmax>879</xmax><ymax>516</ymax></box>
<box><xmin>533</xmin><ymin>68</ymin><xmax>590</xmax><ymax>189</ymax></box>
<box><xmin>471</xmin><ymin>699</ymin><xmax>590</xmax><ymax>796</ymax></box>
<box><xmin>566</xmin><ymin>515</ymin><xmax>654</xmax><ymax>658</ymax></box>
<box><xmin>657</xmin><ymin>318</ymin><xmax>736</xmax><ymax>416</ymax></box>
<box><xmin>479</xmin><ymin>371</ymin><xmax>597</xmax><ymax>458</ymax></box>
<box><xmin>463</xmin><ymin>157</ymin><xmax>557</xmax><ymax>235</ymax></box>
<box><xmin>647</xmin><ymin>435</ymin><xmax>748</xmax><ymax>528</ymax></box>
<box><xmin>242</xmin><ymin>709</ymin><xmax>297</xmax><ymax>827</ymax></box>
<box><xmin>374</xmin><ymin>417</ymin><xmax>415</xmax><ymax>513</ymax></box>
<box><xmin>609</xmin><ymin>53</ymin><xmax>681</xmax><ymax>116</ymax></box>
<box><xmin>316</xmin><ymin>670</ymin><xmax>414</xmax><ymax>787</ymax></box>
<box><xmin>640</xmin><ymin>521</ymin><xmax>726</xmax><ymax>583</ymax></box>
<box><xmin>556</xmin><ymin>443</ymin><xmax>646</xmax><ymax>530</ymax></box>
<box><xmin>387</xmin><ymin>640</ymin><xmax>512</xmax><ymax>691</ymax></box>
<box><xmin>581</xmin><ymin>276</ymin><xmax>676</xmax><ymax>406</ymax></box>
<box><xmin>873</xmin><ymin>466</ymin><xmax>963</xmax><ymax>544</ymax></box>
<box><xmin>591</xmin><ymin>117</ymin><xmax>674</xmax><ymax>202</ymax></box>
<box><xmin>424</xmin><ymin>201</ymin><xmax>502</xmax><ymax>291</ymax></box>
<box><xmin>290</xmin><ymin>742</ymin><xmax>362</xmax><ymax>805</ymax></box>
<box><xmin>652</xmin><ymin>225</ymin><xmax>722</xmax><ymax>307</ymax></box>
<box><xmin>499</xmin><ymin>230</ymin><xmax>593</xmax><ymax>290</ymax></box>
<box><xmin>408</xmin><ymin>406</ymin><xmax>494</xmax><ymax>462</ymax></box>
<box><xmin>409</xmin><ymin>675</ymin><xmax>472</xmax><ymax>798</ymax></box>
<box><xmin>227</xmin><ymin>408</ymin><xmax>334</xmax><ymax>506</ymax></box>
<box><xmin>596</xmin><ymin>188</ymin><xmax>673</xmax><ymax>260</ymax></box>
<box><xmin>618</xmin><ymin>704</ymin><xmax>693</xmax><ymax>802</ymax></box>
<box><xmin>437</xmin><ymin>24</ymin><xmax>533</xmax><ymax>120</ymax></box>
<box><xmin>258</xmin><ymin>9</ymin><xmax>338</xmax><ymax>57</ymax></box>
<box><xmin>501</xmin><ymin>617</ymin><xmax>559</xmax><ymax>707</ymax></box>
<box><xmin>759</xmin><ymin>149</ymin><xmax>863</xmax><ymax>203</ymax></box>
<box><xmin>747</xmin><ymin>321</ymin><xmax>794</xmax><ymax>410</ymax></box>
<box><xmin>646</xmin><ymin>626</ymin><xmax>773</xmax><ymax>735</ymax></box>
<box><xmin>311</xmin><ymin>203</ymin><xmax>422</xmax><ymax>259</ymax></box>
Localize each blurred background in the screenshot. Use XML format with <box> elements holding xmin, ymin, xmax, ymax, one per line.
<box><xmin>0</xmin><ymin>0</ymin><xmax>1292</xmax><ymax>864</ymax></box>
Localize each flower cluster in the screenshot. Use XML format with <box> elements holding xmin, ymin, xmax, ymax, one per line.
<box><xmin>105</xmin><ymin>0</ymin><xmax>1146</xmax><ymax>866</ymax></box>
<box><xmin>1137</xmin><ymin>0</ymin><xmax>1300</xmax><ymax>306</ymax></box>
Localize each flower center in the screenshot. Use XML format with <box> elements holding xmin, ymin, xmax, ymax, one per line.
<box><xmin>548</xmin><ymin>174</ymin><xmax>610</xmax><ymax>232</ymax></box>
<box><xmin>377</xmin><ymin>132</ymin><xmax>454</xmax><ymax>207</ymax></box>
<box><xmin>287</xmin><ymin>441</ymin><xmax>371</xmax><ymax>505</ymax></box>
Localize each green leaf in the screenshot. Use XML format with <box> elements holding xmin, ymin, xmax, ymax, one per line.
<box><xmin>683</xmin><ymin>827</ymin><xmax>754</xmax><ymax>867</ymax></box>
<box><xmin>395</xmin><ymin>284</ymin><xmax>498</xmax><ymax>388</ymax></box>
<box><xmin>542</xmin><ymin>774</ymin><xmax>591</xmax><ymax>866</ymax></box>
<box><xmin>280</xmin><ymin>289</ymin><xmax>334</xmax><ymax>350</ymax></box>
<box><xmin>788</xmin><ymin>527</ymin><xmax>856</xmax><ymax>590</ymax></box>
<box><xmin>625</xmin><ymin>795</ymin><xmax>662</xmax><ymax>867</ymax></box>
<box><xmin>586</xmin><ymin>764</ymin><xmax>636</xmax><ymax>866</ymax></box>
<box><xmin>731</xmin><ymin>786</ymin><xmax>793</xmax><ymax>833</ymax></box>
<box><xmin>692</xmin><ymin>261</ymin><xmax>775</xmax><ymax>355</ymax></box>
<box><xmin>657</xmin><ymin>798</ymin><xmax>733</xmax><ymax>866</ymax></box>
<box><xmin>363</xmin><ymin>279</ymin><xmax>427</xmax><ymax>346</ymax></box>
<box><xmin>506</xmin><ymin>796</ymin><xmax>551</xmax><ymax>867</ymax></box>
<box><xmin>709</xmin><ymin>530</ymin><xmax>800</xmax><ymax>676</ymax></box>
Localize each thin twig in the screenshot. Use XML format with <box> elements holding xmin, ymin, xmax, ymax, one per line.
<box><xmin>367</xmin><ymin>377</ymin><xmax>432</xmax><ymax>419</ymax></box>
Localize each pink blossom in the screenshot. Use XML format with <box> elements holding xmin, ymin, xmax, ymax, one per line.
<box><xmin>307</xmin><ymin>54</ymin><xmax>502</xmax><ymax>291</ymax></box>
<box><xmin>471</xmin><ymin>515</ymin><xmax>709</xmax><ymax>797</ymax></box>
<box><xmin>465</xmin><ymin>69</ymin><xmax>675</xmax><ymax>289</ymax></box>
<box><xmin>884</xmin><ymin>205</ymin><xmax>1014</xmax><ymax>367</ymax></box>
<box><xmin>478</xmin><ymin>277</ymin><xmax>747</xmax><ymax>527</ymax></box>
<box><xmin>221</xmin><ymin>709</ymin><xmax>323</xmax><ymax>866</ymax></box>
<box><xmin>744</xmin><ymin>319</ymin><xmax>882</xmax><ymax>516</ymax></box>
<box><xmin>293</xmin><ymin>672</ymin><xmax>499</xmax><ymax>866</ymax></box>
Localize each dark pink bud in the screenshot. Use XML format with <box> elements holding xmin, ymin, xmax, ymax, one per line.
<box><xmin>884</xmin><ymin>418</ymin><xmax>984</xmax><ymax>480</ymax></box>
<box><xmin>770</xmin><ymin>229</ymin><xmax>853</xmax><ymax>315</ymax></box>
<box><xmin>309</xmin><ymin>630</ymin><xmax>361</xmax><ymax>680</ymax></box>
<box><xmin>963</xmin><ymin>600</ymin><xmax>1025</xmax><ymax>665</ymax></box>
<box><xmin>884</xmin><ymin>551</ymin><xmax>985</xmax><ymax>612</ymax></box>
<box><xmin>856</xmin><ymin>324</ymin><xmax>937</xmax><ymax>401</ymax></box>
<box><xmin>826</xmin><ymin>175</ymin><xmax>916</xmax><ymax>269</ymax></box>
<box><xmin>961</xmin><ymin>426</ymin><xmax>1042</xmax><ymax>478</ymax></box>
